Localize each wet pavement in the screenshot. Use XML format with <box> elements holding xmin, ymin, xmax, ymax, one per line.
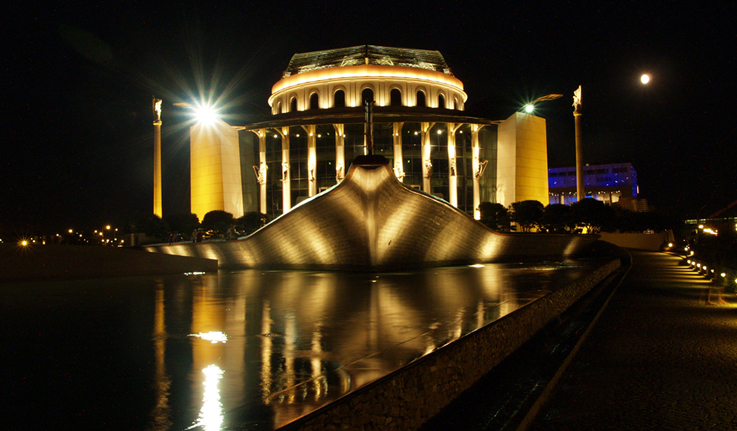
<box><xmin>526</xmin><ymin>250</ymin><xmax>737</xmax><ymax>431</ymax></box>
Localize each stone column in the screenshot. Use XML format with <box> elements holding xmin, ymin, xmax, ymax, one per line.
<box><xmin>333</xmin><ymin>124</ymin><xmax>345</xmax><ymax>182</ymax></box>
<box><xmin>393</xmin><ymin>122</ymin><xmax>405</xmax><ymax>182</ymax></box>
<box><xmin>302</xmin><ymin>125</ymin><xmax>317</xmax><ymax>196</ymax></box>
<box><xmin>421</xmin><ymin>122</ymin><xmax>435</xmax><ymax>193</ymax></box>
<box><xmin>277</xmin><ymin>127</ymin><xmax>291</xmax><ymax>213</ymax></box>
<box><xmin>471</xmin><ymin>124</ymin><xmax>482</xmax><ymax>219</ymax></box>
<box><xmin>447</xmin><ymin>123</ymin><xmax>462</xmax><ymax>207</ymax></box>
<box><xmin>251</xmin><ymin>130</ymin><xmax>268</xmax><ymax>215</ymax></box>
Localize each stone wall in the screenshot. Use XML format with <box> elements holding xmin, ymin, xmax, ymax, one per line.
<box><xmin>0</xmin><ymin>244</ymin><xmax>218</xmax><ymax>282</ymax></box>
<box><xmin>281</xmin><ymin>258</ymin><xmax>621</xmax><ymax>431</ymax></box>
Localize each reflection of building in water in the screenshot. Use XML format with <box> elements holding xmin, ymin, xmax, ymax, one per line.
<box><xmin>187</xmin><ymin>45</ymin><xmax>551</xmax><ymax>221</ymax></box>
<box><xmin>151</xmin><ymin>263</ymin><xmax>564</xmax><ymax>429</ymax></box>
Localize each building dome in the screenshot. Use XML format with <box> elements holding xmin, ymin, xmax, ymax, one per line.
<box><xmin>268</xmin><ymin>45</ymin><xmax>468</xmax><ymax>114</ymax></box>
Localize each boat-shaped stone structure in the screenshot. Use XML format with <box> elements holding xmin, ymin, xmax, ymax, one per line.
<box><xmin>144</xmin><ymin>156</ymin><xmax>598</xmax><ymax>271</ymax></box>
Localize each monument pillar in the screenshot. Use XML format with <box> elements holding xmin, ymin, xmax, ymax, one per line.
<box><xmin>152</xmin><ymin>97</ymin><xmax>162</xmax><ymax>218</ymax></box>
<box><xmin>471</xmin><ymin>124</ymin><xmax>487</xmax><ymax>220</ymax></box>
<box><xmin>573</xmin><ymin>86</ymin><xmax>584</xmax><ymax>201</ymax></box>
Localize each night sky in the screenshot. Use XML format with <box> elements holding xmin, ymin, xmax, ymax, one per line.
<box><xmin>4</xmin><ymin>1</ymin><xmax>736</xmax><ymax>238</ymax></box>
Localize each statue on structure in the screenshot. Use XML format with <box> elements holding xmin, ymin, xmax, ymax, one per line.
<box><xmin>424</xmin><ymin>160</ymin><xmax>433</xmax><ymax>178</ymax></box>
<box><xmin>253</xmin><ymin>163</ymin><xmax>268</xmax><ymax>185</ymax></box>
<box><xmin>572</xmin><ymin>86</ymin><xmax>582</xmax><ymax>115</ymax></box>
<box><xmin>475</xmin><ymin>160</ymin><xmax>489</xmax><ymax>179</ymax></box>
<box><xmin>449</xmin><ymin>157</ymin><xmax>457</xmax><ymax>177</ymax></box>
<box><xmin>393</xmin><ymin>165</ymin><xmax>405</xmax><ymax>181</ymax></box>
<box><xmin>153</xmin><ymin>97</ymin><xmax>162</xmax><ymax>122</ymax></box>
<box><xmin>281</xmin><ymin>162</ymin><xmax>290</xmax><ymax>182</ymax></box>
<box><xmin>336</xmin><ymin>164</ymin><xmax>344</xmax><ymax>182</ymax></box>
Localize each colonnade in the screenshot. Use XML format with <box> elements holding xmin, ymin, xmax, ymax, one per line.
<box><xmin>251</xmin><ymin>122</ymin><xmax>487</xmax><ymax>219</ymax></box>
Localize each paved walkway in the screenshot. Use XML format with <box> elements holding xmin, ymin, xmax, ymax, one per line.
<box><xmin>526</xmin><ymin>250</ymin><xmax>737</xmax><ymax>430</ymax></box>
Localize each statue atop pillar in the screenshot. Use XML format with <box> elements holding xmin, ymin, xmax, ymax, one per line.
<box><xmin>153</xmin><ymin>97</ymin><xmax>162</xmax><ymax>123</ymax></box>
<box><xmin>572</xmin><ymin>86</ymin><xmax>582</xmax><ymax>115</ymax></box>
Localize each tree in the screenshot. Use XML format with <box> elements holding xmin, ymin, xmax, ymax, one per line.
<box><xmin>201</xmin><ymin>210</ymin><xmax>234</xmax><ymax>237</ymax></box>
<box><xmin>238</xmin><ymin>212</ymin><xmax>270</xmax><ymax>235</ymax></box>
<box><xmin>541</xmin><ymin>204</ymin><xmax>572</xmax><ymax>233</ymax></box>
<box><xmin>570</xmin><ymin>198</ymin><xmax>615</xmax><ymax>234</ymax></box>
<box><xmin>511</xmin><ymin>200</ymin><xmax>544</xmax><ymax>232</ymax></box>
<box><xmin>478</xmin><ymin>202</ymin><xmax>510</xmax><ymax>231</ymax></box>
<box><xmin>128</xmin><ymin>212</ymin><xmax>169</xmax><ymax>239</ymax></box>
<box><xmin>164</xmin><ymin>213</ymin><xmax>200</xmax><ymax>236</ymax></box>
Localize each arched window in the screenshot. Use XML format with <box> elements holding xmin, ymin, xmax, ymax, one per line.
<box><xmin>438</xmin><ymin>94</ymin><xmax>445</xmax><ymax>109</ymax></box>
<box><xmin>309</xmin><ymin>93</ymin><xmax>319</xmax><ymax>110</ymax></box>
<box><xmin>362</xmin><ymin>88</ymin><xmax>374</xmax><ymax>105</ymax></box>
<box><xmin>454</xmin><ymin>97</ymin><xmax>459</xmax><ymax>110</ymax></box>
<box><xmin>290</xmin><ymin>97</ymin><xmax>297</xmax><ymax>113</ymax></box>
<box><xmin>390</xmin><ymin>89</ymin><xmax>402</xmax><ymax>106</ymax></box>
<box><xmin>416</xmin><ymin>91</ymin><xmax>426</xmax><ymax>107</ymax></box>
<box><xmin>334</xmin><ymin>89</ymin><xmax>345</xmax><ymax>108</ymax></box>
<box><xmin>276</xmin><ymin>101</ymin><xmax>282</xmax><ymax>114</ymax></box>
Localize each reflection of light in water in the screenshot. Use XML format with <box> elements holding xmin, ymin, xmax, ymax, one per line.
<box><xmin>189</xmin><ymin>364</ymin><xmax>224</xmax><ymax>431</ymax></box>
<box><xmin>189</xmin><ymin>331</ymin><xmax>228</xmax><ymax>343</ymax></box>
<box><xmin>468</xmin><ymin>264</ymin><xmax>485</xmax><ymax>268</ymax></box>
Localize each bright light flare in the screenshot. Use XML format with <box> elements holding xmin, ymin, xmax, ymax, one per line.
<box><xmin>195</xmin><ymin>104</ymin><xmax>218</xmax><ymax>125</ymax></box>
<box><xmin>524</xmin><ymin>104</ymin><xmax>534</xmax><ymax>113</ymax></box>
<box><xmin>641</xmin><ymin>74</ymin><xmax>650</xmax><ymax>84</ymax></box>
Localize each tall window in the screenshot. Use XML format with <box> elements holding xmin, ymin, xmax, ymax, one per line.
<box><xmin>334</xmin><ymin>89</ymin><xmax>345</xmax><ymax>108</ymax></box>
<box><xmin>290</xmin><ymin>97</ymin><xmax>297</xmax><ymax>113</ymax></box>
<box><xmin>276</xmin><ymin>101</ymin><xmax>282</xmax><ymax>114</ymax></box>
<box><xmin>416</xmin><ymin>91</ymin><xmax>426</xmax><ymax>107</ymax></box>
<box><xmin>438</xmin><ymin>94</ymin><xmax>445</xmax><ymax>109</ymax></box>
<box><xmin>362</xmin><ymin>88</ymin><xmax>374</xmax><ymax>105</ymax></box>
<box><xmin>390</xmin><ymin>89</ymin><xmax>402</xmax><ymax>106</ymax></box>
<box><xmin>310</xmin><ymin>93</ymin><xmax>319</xmax><ymax>110</ymax></box>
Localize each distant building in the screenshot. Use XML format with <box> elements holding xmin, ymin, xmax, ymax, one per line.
<box><xmin>187</xmin><ymin>45</ymin><xmax>551</xmax><ymax>221</ymax></box>
<box><xmin>548</xmin><ymin>162</ymin><xmax>648</xmax><ymax>211</ymax></box>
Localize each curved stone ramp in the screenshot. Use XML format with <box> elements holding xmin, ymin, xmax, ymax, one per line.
<box><xmin>147</xmin><ymin>158</ymin><xmax>597</xmax><ymax>271</ymax></box>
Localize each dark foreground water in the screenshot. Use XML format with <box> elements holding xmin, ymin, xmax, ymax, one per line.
<box><xmin>1</xmin><ymin>261</ymin><xmax>599</xmax><ymax>430</ymax></box>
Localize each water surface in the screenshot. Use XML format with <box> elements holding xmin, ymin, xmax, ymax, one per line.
<box><xmin>1</xmin><ymin>261</ymin><xmax>597</xmax><ymax>430</ymax></box>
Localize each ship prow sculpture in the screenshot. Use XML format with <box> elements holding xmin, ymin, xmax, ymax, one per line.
<box><xmin>146</xmin><ymin>156</ymin><xmax>597</xmax><ymax>271</ymax></box>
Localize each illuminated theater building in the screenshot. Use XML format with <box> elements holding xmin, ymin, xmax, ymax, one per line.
<box><xmin>188</xmin><ymin>45</ymin><xmax>551</xmax><ymax>221</ymax></box>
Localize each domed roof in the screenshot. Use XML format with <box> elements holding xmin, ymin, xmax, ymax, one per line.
<box><xmin>283</xmin><ymin>45</ymin><xmax>451</xmax><ymax>77</ymax></box>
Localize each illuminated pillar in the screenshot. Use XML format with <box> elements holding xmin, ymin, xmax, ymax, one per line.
<box><xmin>447</xmin><ymin>123</ymin><xmax>462</xmax><ymax>207</ymax></box>
<box><xmin>421</xmin><ymin>122</ymin><xmax>435</xmax><ymax>193</ymax></box>
<box><xmin>190</xmin><ymin>119</ymin><xmax>244</xmax><ymax>219</ymax></box>
<box><xmin>302</xmin><ymin>125</ymin><xmax>317</xmax><ymax>197</ymax></box>
<box><xmin>278</xmin><ymin>127</ymin><xmax>291</xmax><ymax>213</ymax></box>
<box><xmin>392</xmin><ymin>122</ymin><xmax>405</xmax><ymax>182</ymax></box>
<box><xmin>251</xmin><ymin>130</ymin><xmax>268</xmax><ymax>214</ymax></box>
<box><xmin>573</xmin><ymin>86</ymin><xmax>584</xmax><ymax>201</ymax></box>
<box><xmin>471</xmin><ymin>124</ymin><xmax>483</xmax><ymax>219</ymax></box>
<box><xmin>333</xmin><ymin>124</ymin><xmax>345</xmax><ymax>182</ymax></box>
<box><xmin>153</xmin><ymin>97</ymin><xmax>163</xmax><ymax>218</ymax></box>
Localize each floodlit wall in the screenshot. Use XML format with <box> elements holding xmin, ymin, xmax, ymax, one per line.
<box><xmin>190</xmin><ymin>119</ymin><xmax>244</xmax><ymax>220</ymax></box>
<box><xmin>496</xmin><ymin>112</ymin><xmax>550</xmax><ymax>207</ymax></box>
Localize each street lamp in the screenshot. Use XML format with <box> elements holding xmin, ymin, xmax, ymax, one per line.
<box><xmin>522</xmin><ymin>94</ymin><xmax>563</xmax><ymax>114</ymax></box>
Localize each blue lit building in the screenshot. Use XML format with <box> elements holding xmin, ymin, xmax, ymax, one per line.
<box><xmin>548</xmin><ymin>162</ymin><xmax>644</xmax><ymax>210</ymax></box>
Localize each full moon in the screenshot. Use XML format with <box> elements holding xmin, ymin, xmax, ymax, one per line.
<box><xmin>641</xmin><ymin>74</ymin><xmax>650</xmax><ymax>84</ymax></box>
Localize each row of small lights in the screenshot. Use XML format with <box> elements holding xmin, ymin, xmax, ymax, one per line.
<box><xmin>677</xmin><ymin>237</ymin><xmax>737</xmax><ymax>285</ymax></box>
<box><xmin>17</xmin><ymin>225</ymin><xmax>124</xmax><ymax>248</ymax></box>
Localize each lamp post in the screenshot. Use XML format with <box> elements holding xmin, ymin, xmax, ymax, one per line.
<box><xmin>522</xmin><ymin>93</ymin><xmax>563</xmax><ymax>114</ymax></box>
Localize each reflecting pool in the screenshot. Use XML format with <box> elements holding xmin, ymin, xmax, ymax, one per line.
<box><xmin>1</xmin><ymin>260</ymin><xmax>598</xmax><ymax>430</ymax></box>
